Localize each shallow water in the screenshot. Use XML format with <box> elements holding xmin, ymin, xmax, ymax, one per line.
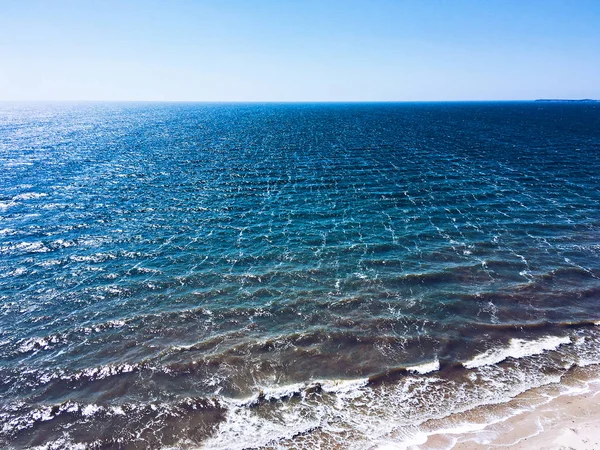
<box><xmin>1</xmin><ymin>102</ymin><xmax>599</xmax><ymax>448</ymax></box>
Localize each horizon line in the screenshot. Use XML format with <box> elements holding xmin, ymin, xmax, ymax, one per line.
<box><xmin>1</xmin><ymin>99</ymin><xmax>598</xmax><ymax>104</ymax></box>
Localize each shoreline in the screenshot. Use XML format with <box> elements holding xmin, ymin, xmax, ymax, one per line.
<box><xmin>416</xmin><ymin>365</ymin><xmax>600</xmax><ymax>450</ymax></box>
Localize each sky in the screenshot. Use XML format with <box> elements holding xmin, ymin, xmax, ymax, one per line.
<box><xmin>1</xmin><ymin>0</ymin><xmax>599</xmax><ymax>101</ymax></box>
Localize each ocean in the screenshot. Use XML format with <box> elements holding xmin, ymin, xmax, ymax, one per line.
<box><xmin>1</xmin><ymin>102</ymin><xmax>599</xmax><ymax>449</ymax></box>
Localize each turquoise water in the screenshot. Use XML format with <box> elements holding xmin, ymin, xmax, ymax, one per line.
<box><xmin>1</xmin><ymin>102</ymin><xmax>600</xmax><ymax>448</ymax></box>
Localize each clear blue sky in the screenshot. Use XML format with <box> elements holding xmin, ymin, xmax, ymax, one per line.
<box><xmin>1</xmin><ymin>0</ymin><xmax>599</xmax><ymax>101</ymax></box>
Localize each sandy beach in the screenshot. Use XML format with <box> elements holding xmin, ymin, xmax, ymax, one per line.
<box><xmin>417</xmin><ymin>366</ymin><xmax>600</xmax><ymax>450</ymax></box>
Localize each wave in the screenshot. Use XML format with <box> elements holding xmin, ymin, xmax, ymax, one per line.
<box><xmin>12</xmin><ymin>192</ymin><xmax>48</xmax><ymax>201</ymax></box>
<box><xmin>3</xmin><ymin>321</ymin><xmax>594</xmax><ymax>401</ymax></box>
<box><xmin>235</xmin><ymin>377</ymin><xmax>371</xmax><ymax>407</ymax></box>
<box><xmin>406</xmin><ymin>359</ymin><xmax>440</xmax><ymax>374</ymax></box>
<box><xmin>3</xmin><ymin>327</ymin><xmax>600</xmax><ymax>449</ymax></box>
<box><xmin>0</xmin><ymin>241</ymin><xmax>50</xmax><ymax>255</ymax></box>
<box><xmin>17</xmin><ymin>335</ymin><xmax>66</xmax><ymax>354</ymax></box>
<box><xmin>206</xmin><ymin>330</ymin><xmax>600</xmax><ymax>450</ymax></box>
<box><xmin>462</xmin><ymin>335</ymin><xmax>571</xmax><ymax>369</ymax></box>
<box><xmin>1</xmin><ymin>396</ymin><xmax>224</xmax><ymax>444</ymax></box>
<box><xmin>5</xmin><ymin>319</ymin><xmax>129</xmax><ymax>357</ymax></box>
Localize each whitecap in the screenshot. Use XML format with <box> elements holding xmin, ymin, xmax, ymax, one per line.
<box><xmin>81</xmin><ymin>404</ymin><xmax>102</xmax><ymax>417</ymax></box>
<box><xmin>1</xmin><ymin>241</ymin><xmax>50</xmax><ymax>254</ymax></box>
<box><xmin>463</xmin><ymin>335</ymin><xmax>571</xmax><ymax>369</ymax></box>
<box><xmin>316</xmin><ymin>377</ymin><xmax>369</xmax><ymax>393</ymax></box>
<box><xmin>13</xmin><ymin>192</ymin><xmax>48</xmax><ymax>201</ymax></box>
<box><xmin>18</xmin><ymin>335</ymin><xmax>62</xmax><ymax>354</ymax></box>
<box><xmin>0</xmin><ymin>201</ymin><xmax>17</xmax><ymax>210</ymax></box>
<box><xmin>258</xmin><ymin>383</ymin><xmax>306</xmax><ymax>401</ymax></box>
<box><xmin>406</xmin><ymin>359</ymin><xmax>440</xmax><ymax>374</ymax></box>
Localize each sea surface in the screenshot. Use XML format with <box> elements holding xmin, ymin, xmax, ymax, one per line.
<box><xmin>1</xmin><ymin>102</ymin><xmax>599</xmax><ymax>449</ymax></box>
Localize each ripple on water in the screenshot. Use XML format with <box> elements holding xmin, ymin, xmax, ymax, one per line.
<box><xmin>1</xmin><ymin>102</ymin><xmax>599</xmax><ymax>448</ymax></box>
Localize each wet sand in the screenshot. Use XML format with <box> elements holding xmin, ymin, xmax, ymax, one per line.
<box><xmin>419</xmin><ymin>366</ymin><xmax>600</xmax><ymax>450</ymax></box>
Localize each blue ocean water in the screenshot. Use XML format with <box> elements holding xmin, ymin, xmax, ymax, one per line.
<box><xmin>1</xmin><ymin>102</ymin><xmax>599</xmax><ymax>448</ymax></box>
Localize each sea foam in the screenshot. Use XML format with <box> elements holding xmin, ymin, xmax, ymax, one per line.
<box><xmin>406</xmin><ymin>359</ymin><xmax>440</xmax><ymax>374</ymax></box>
<box><xmin>463</xmin><ymin>335</ymin><xmax>571</xmax><ymax>369</ymax></box>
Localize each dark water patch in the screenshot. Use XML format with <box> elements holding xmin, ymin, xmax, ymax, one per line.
<box><xmin>1</xmin><ymin>397</ymin><xmax>225</xmax><ymax>449</ymax></box>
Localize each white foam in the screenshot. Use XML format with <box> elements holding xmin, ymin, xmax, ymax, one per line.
<box><xmin>81</xmin><ymin>404</ymin><xmax>102</xmax><ymax>416</ymax></box>
<box><xmin>78</xmin><ymin>363</ymin><xmax>136</xmax><ymax>380</ymax></box>
<box><xmin>13</xmin><ymin>192</ymin><xmax>48</xmax><ymax>201</ymax></box>
<box><xmin>12</xmin><ymin>330</ymin><xmax>600</xmax><ymax>450</ymax></box>
<box><xmin>8</xmin><ymin>267</ymin><xmax>27</xmax><ymax>276</ymax></box>
<box><xmin>204</xmin><ymin>404</ymin><xmax>319</xmax><ymax>450</ymax></box>
<box><xmin>406</xmin><ymin>359</ymin><xmax>440</xmax><ymax>374</ymax></box>
<box><xmin>316</xmin><ymin>377</ymin><xmax>369</xmax><ymax>393</ymax></box>
<box><xmin>0</xmin><ymin>201</ymin><xmax>16</xmax><ymax>210</ymax></box>
<box><xmin>233</xmin><ymin>377</ymin><xmax>369</xmax><ymax>407</ymax></box>
<box><xmin>0</xmin><ymin>241</ymin><xmax>50</xmax><ymax>254</ymax></box>
<box><xmin>463</xmin><ymin>335</ymin><xmax>571</xmax><ymax>369</ymax></box>
<box><xmin>31</xmin><ymin>437</ymin><xmax>87</xmax><ymax>450</ymax></box>
<box><xmin>82</xmin><ymin>319</ymin><xmax>127</xmax><ymax>334</ymax></box>
<box><xmin>110</xmin><ymin>406</ymin><xmax>126</xmax><ymax>415</ymax></box>
<box><xmin>259</xmin><ymin>383</ymin><xmax>306</xmax><ymax>401</ymax></box>
<box><xmin>37</xmin><ymin>363</ymin><xmax>140</xmax><ymax>384</ymax></box>
<box><xmin>18</xmin><ymin>335</ymin><xmax>62</xmax><ymax>354</ymax></box>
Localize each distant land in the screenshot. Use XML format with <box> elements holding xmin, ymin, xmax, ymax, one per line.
<box><xmin>535</xmin><ymin>99</ymin><xmax>598</xmax><ymax>103</ymax></box>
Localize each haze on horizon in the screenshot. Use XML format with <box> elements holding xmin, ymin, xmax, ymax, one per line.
<box><xmin>1</xmin><ymin>0</ymin><xmax>599</xmax><ymax>102</ymax></box>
